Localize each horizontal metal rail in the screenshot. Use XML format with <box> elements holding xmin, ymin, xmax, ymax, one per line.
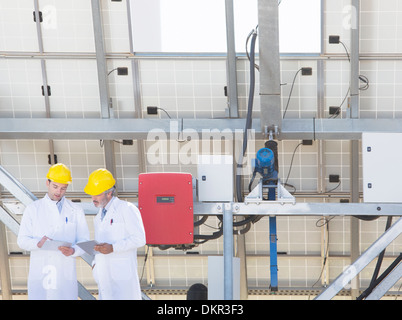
<box><xmin>1</xmin><ymin>118</ymin><xmax>402</xmax><ymax>140</ymax></box>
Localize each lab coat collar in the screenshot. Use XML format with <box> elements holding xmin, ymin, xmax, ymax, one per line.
<box><xmin>45</xmin><ymin>193</ymin><xmax>65</xmax><ymax>207</ymax></box>
<box><xmin>103</xmin><ymin>196</ymin><xmax>117</xmax><ymax>212</ymax></box>
<box><xmin>97</xmin><ymin>196</ymin><xmax>117</xmax><ymax>221</ymax></box>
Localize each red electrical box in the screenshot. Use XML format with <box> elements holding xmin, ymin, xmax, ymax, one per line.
<box><xmin>138</xmin><ymin>173</ymin><xmax>194</xmax><ymax>245</ymax></box>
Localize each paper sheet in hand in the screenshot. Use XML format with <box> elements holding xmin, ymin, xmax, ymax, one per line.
<box><xmin>76</xmin><ymin>240</ymin><xmax>99</xmax><ymax>256</ymax></box>
<box><xmin>41</xmin><ymin>239</ymin><xmax>72</xmax><ymax>251</ymax></box>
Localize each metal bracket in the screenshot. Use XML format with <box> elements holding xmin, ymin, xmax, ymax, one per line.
<box><xmin>244</xmin><ymin>179</ymin><xmax>295</xmax><ymax>205</ymax></box>
<box><xmin>216</xmin><ymin>203</ymin><xmax>241</xmax><ymax>214</ymax></box>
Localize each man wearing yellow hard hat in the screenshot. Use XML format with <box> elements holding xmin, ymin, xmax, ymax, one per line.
<box><xmin>17</xmin><ymin>163</ymin><xmax>90</xmax><ymax>300</ymax></box>
<box><xmin>84</xmin><ymin>168</ymin><xmax>146</xmax><ymax>300</ymax></box>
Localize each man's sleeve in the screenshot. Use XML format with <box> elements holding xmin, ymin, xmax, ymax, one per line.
<box><xmin>72</xmin><ymin>207</ymin><xmax>90</xmax><ymax>258</ymax></box>
<box><xmin>17</xmin><ymin>204</ymin><xmax>41</xmax><ymax>251</ymax></box>
<box><xmin>112</xmin><ymin>203</ymin><xmax>146</xmax><ymax>253</ymax></box>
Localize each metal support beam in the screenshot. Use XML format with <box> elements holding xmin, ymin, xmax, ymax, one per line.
<box><xmin>349</xmin><ymin>0</ymin><xmax>361</xmax><ymax>299</ymax></box>
<box><xmin>349</xmin><ymin>0</ymin><xmax>360</xmax><ymax>119</ymax></box>
<box><xmin>91</xmin><ymin>0</ymin><xmax>116</xmax><ymax>179</ymax></box>
<box><xmin>350</xmin><ymin>140</ymin><xmax>360</xmax><ymax>299</ymax></box>
<box><xmin>0</xmin><ymin>166</ymin><xmax>36</xmax><ymax>206</ymax></box>
<box><xmin>314</xmin><ymin>217</ymin><xmax>402</xmax><ymax>300</ymax></box>
<box><xmin>223</xmin><ymin>203</ymin><xmax>234</xmax><ymax>300</ymax></box>
<box><xmin>316</xmin><ymin>60</ymin><xmax>326</xmax><ymax>191</ymax></box>
<box><xmin>3</xmin><ymin>118</ymin><xmax>402</xmax><ymax>140</ymax></box>
<box><xmin>350</xmin><ymin>216</ymin><xmax>360</xmax><ymax>299</ymax></box>
<box><xmin>33</xmin><ymin>0</ymin><xmax>56</xmax><ymax>167</ymax></box>
<box><xmin>126</xmin><ymin>0</ymin><xmax>147</xmax><ymax>175</ymax></box>
<box><xmin>198</xmin><ymin>201</ymin><xmax>402</xmax><ymax>217</ymax></box>
<box><xmin>76</xmin><ymin>200</ymin><xmax>402</xmax><ymax>217</ymax></box>
<box><xmin>0</xmin><ymin>206</ymin><xmax>20</xmax><ymax>237</ymax></box>
<box><xmin>258</xmin><ymin>0</ymin><xmax>281</xmax><ymax>134</ymax></box>
<box><xmin>91</xmin><ymin>0</ymin><xmax>111</xmax><ymax>118</ymax></box>
<box><xmin>224</xmin><ymin>0</ymin><xmax>239</xmax><ymax>118</ymax></box>
<box><xmin>281</xmin><ymin>118</ymin><xmax>402</xmax><ymax>140</ymax></box>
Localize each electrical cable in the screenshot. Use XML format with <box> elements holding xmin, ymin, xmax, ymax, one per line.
<box><xmin>326</xmin><ymin>181</ymin><xmax>341</xmax><ymax>193</ymax></box>
<box><xmin>330</xmin><ymin>40</ymin><xmax>370</xmax><ymax>118</ymax></box>
<box><xmin>107</xmin><ymin>68</ymin><xmax>118</xmax><ymax>76</ymax></box>
<box><xmin>283</xmin><ymin>182</ymin><xmax>296</xmax><ymax>193</ymax></box>
<box><xmin>357</xmin><ymin>252</ymin><xmax>402</xmax><ymax>300</ymax></box>
<box><xmin>193</xmin><ymin>224</ymin><xmax>223</xmax><ymax>244</ymax></box>
<box><xmin>284</xmin><ymin>142</ymin><xmax>303</xmax><ymax>186</ymax></box>
<box><xmin>245</xmin><ymin>26</ymin><xmax>259</xmax><ymax>71</ymax></box>
<box><xmin>315</xmin><ymin>216</ymin><xmax>335</xmax><ymax>228</ymax></box>
<box><xmin>311</xmin><ymin>217</ymin><xmax>331</xmax><ymax>290</ymax></box>
<box><xmin>329</xmin><ymin>87</ymin><xmax>350</xmax><ymax>119</ymax></box>
<box><xmin>236</xmin><ymin>28</ymin><xmax>257</xmax><ymax>204</ymax></box>
<box><xmin>248</xmin><ymin>168</ymin><xmax>258</xmax><ymax>192</ymax></box>
<box><xmin>194</xmin><ymin>27</ymin><xmax>260</xmax><ymax>244</ymax></box>
<box><xmin>157</xmin><ymin>107</ymin><xmax>172</xmax><ymax>119</ymax></box>
<box><xmin>283</xmin><ymin>68</ymin><xmax>303</xmax><ymax>119</ymax></box>
<box><xmin>359</xmin><ymin>75</ymin><xmax>370</xmax><ymax>91</ymax></box>
<box><xmin>329</xmin><ymin>40</ymin><xmax>350</xmax><ymax>119</ymax></box>
<box><xmin>194</xmin><ymin>215</ymin><xmax>208</xmax><ymax>227</ymax></box>
<box><xmin>233</xmin><ymin>222</ymin><xmax>252</xmax><ymax>235</ymax></box>
<box><xmin>339</xmin><ymin>41</ymin><xmax>350</xmax><ymax>62</ymax></box>
<box><xmin>368</xmin><ymin>216</ymin><xmax>392</xmax><ymax>285</ymax></box>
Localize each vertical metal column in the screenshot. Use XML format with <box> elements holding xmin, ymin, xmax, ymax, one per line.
<box><xmin>225</xmin><ymin>0</ymin><xmax>239</xmax><ymax>118</ymax></box>
<box><xmin>349</xmin><ymin>0</ymin><xmax>361</xmax><ymax>300</ymax></box>
<box><xmin>223</xmin><ymin>203</ymin><xmax>233</xmax><ymax>300</ymax></box>
<box><xmin>317</xmin><ymin>5</ymin><xmax>328</xmax><ymax>283</ymax></box>
<box><xmin>33</xmin><ymin>0</ymin><xmax>55</xmax><ymax>165</ymax></box>
<box><xmin>349</xmin><ymin>0</ymin><xmax>360</xmax><ymax>119</ymax></box>
<box><xmin>91</xmin><ymin>0</ymin><xmax>116</xmax><ymax>177</ymax></box>
<box><xmin>126</xmin><ymin>0</ymin><xmax>147</xmax><ymax>175</ymax></box>
<box><xmin>258</xmin><ymin>0</ymin><xmax>281</xmax><ymax>135</ymax></box>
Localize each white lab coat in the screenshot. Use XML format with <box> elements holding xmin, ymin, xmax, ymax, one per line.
<box><xmin>92</xmin><ymin>197</ymin><xmax>146</xmax><ymax>300</ymax></box>
<box><xmin>17</xmin><ymin>194</ymin><xmax>90</xmax><ymax>300</ymax></box>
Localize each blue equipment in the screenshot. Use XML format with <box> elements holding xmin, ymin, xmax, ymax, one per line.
<box><xmin>254</xmin><ymin>148</ymin><xmax>277</xmax><ymax>181</ymax></box>
<box><xmin>253</xmin><ymin>144</ymin><xmax>279</xmax><ymax>292</ymax></box>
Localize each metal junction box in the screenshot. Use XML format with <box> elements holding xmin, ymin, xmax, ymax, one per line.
<box><xmin>197</xmin><ymin>155</ymin><xmax>233</xmax><ymax>202</ymax></box>
<box><xmin>362</xmin><ymin>133</ymin><xmax>402</xmax><ymax>203</ymax></box>
<box><xmin>138</xmin><ymin>173</ymin><xmax>194</xmax><ymax>245</ymax></box>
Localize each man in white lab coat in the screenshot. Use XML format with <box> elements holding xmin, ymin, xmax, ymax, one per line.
<box><xmin>17</xmin><ymin>163</ymin><xmax>90</xmax><ymax>300</ymax></box>
<box><xmin>84</xmin><ymin>168</ymin><xmax>146</xmax><ymax>300</ymax></box>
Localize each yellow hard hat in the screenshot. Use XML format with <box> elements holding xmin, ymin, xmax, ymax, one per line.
<box><xmin>84</xmin><ymin>168</ymin><xmax>116</xmax><ymax>196</ymax></box>
<box><xmin>46</xmin><ymin>163</ymin><xmax>72</xmax><ymax>184</ymax></box>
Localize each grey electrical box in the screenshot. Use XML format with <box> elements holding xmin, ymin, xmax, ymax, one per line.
<box><xmin>362</xmin><ymin>133</ymin><xmax>402</xmax><ymax>203</ymax></box>
<box><xmin>197</xmin><ymin>155</ymin><xmax>233</xmax><ymax>202</ymax></box>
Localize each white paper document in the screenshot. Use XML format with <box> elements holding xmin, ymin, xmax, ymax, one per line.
<box><xmin>76</xmin><ymin>240</ymin><xmax>99</xmax><ymax>256</ymax></box>
<box><xmin>41</xmin><ymin>239</ymin><xmax>72</xmax><ymax>251</ymax></box>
